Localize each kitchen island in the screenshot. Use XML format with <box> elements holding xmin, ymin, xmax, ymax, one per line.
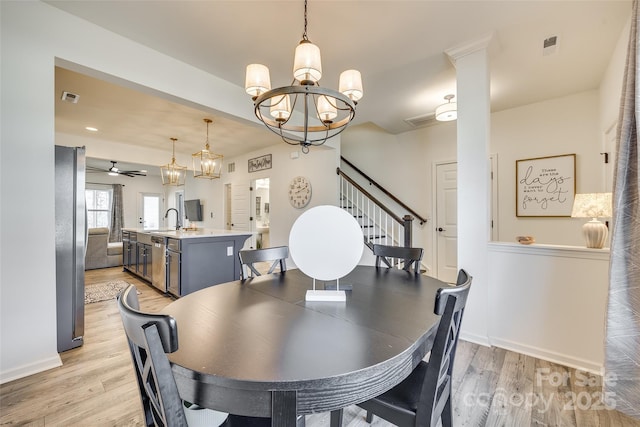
<box><xmin>122</xmin><ymin>228</ymin><xmax>252</xmax><ymax>297</ymax></box>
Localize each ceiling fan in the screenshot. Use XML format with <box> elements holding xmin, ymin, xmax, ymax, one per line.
<box><xmin>87</xmin><ymin>161</ymin><xmax>147</xmax><ymax>178</ymax></box>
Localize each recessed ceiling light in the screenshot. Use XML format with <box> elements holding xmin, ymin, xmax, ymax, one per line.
<box><xmin>85</xmin><ymin>126</ymin><xmax>98</xmax><ymax>132</ymax></box>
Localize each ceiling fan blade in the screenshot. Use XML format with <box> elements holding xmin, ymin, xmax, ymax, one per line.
<box><xmin>86</xmin><ymin>166</ymin><xmax>108</xmax><ymax>173</ymax></box>
<box><xmin>120</xmin><ymin>170</ymin><xmax>147</xmax><ymax>177</ymax></box>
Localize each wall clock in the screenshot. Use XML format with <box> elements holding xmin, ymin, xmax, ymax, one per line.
<box><xmin>288</xmin><ymin>176</ymin><xmax>312</xmax><ymax>209</ymax></box>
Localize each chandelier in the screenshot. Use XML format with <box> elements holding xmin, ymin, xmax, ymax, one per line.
<box><xmin>193</xmin><ymin>118</ymin><xmax>223</xmax><ymax>179</ymax></box>
<box><xmin>245</xmin><ymin>0</ymin><xmax>363</xmax><ymax>153</ymax></box>
<box><xmin>161</xmin><ymin>137</ymin><xmax>186</xmax><ymax>186</ymax></box>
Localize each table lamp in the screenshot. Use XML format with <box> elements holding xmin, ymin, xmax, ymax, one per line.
<box><xmin>571</xmin><ymin>193</ymin><xmax>612</xmax><ymax>249</ymax></box>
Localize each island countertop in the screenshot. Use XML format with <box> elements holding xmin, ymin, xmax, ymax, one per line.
<box><xmin>122</xmin><ymin>228</ymin><xmax>253</xmax><ymax>240</ymax></box>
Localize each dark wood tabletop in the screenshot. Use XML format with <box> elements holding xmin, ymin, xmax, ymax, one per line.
<box><xmin>164</xmin><ymin>265</ymin><xmax>445</xmax><ymax>426</ymax></box>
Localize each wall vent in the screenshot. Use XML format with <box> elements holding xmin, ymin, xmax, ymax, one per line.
<box><xmin>543</xmin><ymin>35</ymin><xmax>559</xmax><ymax>56</ymax></box>
<box><xmin>61</xmin><ymin>91</ymin><xmax>79</xmax><ymax>103</ymax></box>
<box><xmin>228</xmin><ymin>162</ymin><xmax>235</xmax><ymax>173</ymax></box>
<box><xmin>404</xmin><ymin>112</ymin><xmax>437</xmax><ymax>128</ymax></box>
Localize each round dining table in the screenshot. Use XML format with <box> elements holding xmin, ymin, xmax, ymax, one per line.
<box><xmin>164</xmin><ymin>265</ymin><xmax>446</xmax><ymax>426</ymax></box>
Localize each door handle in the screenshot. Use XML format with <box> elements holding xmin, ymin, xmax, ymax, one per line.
<box><xmin>437</xmin><ymin>227</ymin><xmax>446</xmax><ymax>232</ymax></box>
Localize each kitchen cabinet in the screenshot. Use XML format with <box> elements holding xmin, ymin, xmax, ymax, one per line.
<box><xmin>135</xmin><ymin>233</ymin><xmax>153</xmax><ymax>281</ymax></box>
<box><xmin>122</xmin><ymin>231</ymin><xmax>136</xmax><ymax>271</ymax></box>
<box><xmin>163</xmin><ymin>233</ymin><xmax>250</xmax><ymax>297</ymax></box>
<box><xmin>122</xmin><ymin>228</ymin><xmax>251</xmax><ymax>296</ymax></box>
<box><xmin>166</xmin><ymin>238</ymin><xmax>181</xmax><ymax>297</ymax></box>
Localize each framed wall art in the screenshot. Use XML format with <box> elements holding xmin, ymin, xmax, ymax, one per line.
<box><xmin>248</xmin><ymin>154</ymin><xmax>272</xmax><ymax>173</ymax></box>
<box><xmin>516</xmin><ymin>153</ymin><xmax>576</xmax><ymax>217</ymax></box>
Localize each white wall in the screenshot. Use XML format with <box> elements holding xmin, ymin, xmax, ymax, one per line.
<box><xmin>599</xmin><ymin>15</ymin><xmax>631</xmax><ymax>132</ymax></box>
<box><xmin>221</xmin><ymin>143</ymin><xmax>340</xmax><ymax>254</ymax></box>
<box><xmin>492</xmin><ymin>90</ymin><xmax>602</xmax><ymax>246</ymax></box>
<box><xmin>488</xmin><ymin>243</ymin><xmax>609</xmax><ymax>373</ymax></box>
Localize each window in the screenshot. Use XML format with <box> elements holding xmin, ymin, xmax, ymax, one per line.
<box><xmin>86</xmin><ymin>188</ymin><xmax>112</xmax><ymax>229</ymax></box>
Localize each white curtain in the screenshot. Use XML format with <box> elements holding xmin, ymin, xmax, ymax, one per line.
<box><xmin>605</xmin><ymin>0</ymin><xmax>640</xmax><ymax>418</ymax></box>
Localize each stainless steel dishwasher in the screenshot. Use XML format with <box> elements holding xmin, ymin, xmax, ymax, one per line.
<box><xmin>151</xmin><ymin>235</ymin><xmax>167</xmax><ymax>292</ymax></box>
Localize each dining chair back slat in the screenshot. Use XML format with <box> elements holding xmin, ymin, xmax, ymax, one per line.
<box><xmin>117</xmin><ymin>284</ymin><xmax>186</xmax><ymax>427</ymax></box>
<box><xmin>373</xmin><ymin>244</ymin><xmax>424</xmax><ymax>273</ymax></box>
<box><xmin>239</xmin><ymin>246</ymin><xmax>289</xmax><ymax>279</ymax></box>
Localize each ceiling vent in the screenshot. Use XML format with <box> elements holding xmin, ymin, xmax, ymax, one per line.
<box><xmin>404</xmin><ymin>112</ymin><xmax>437</xmax><ymax>128</ymax></box>
<box><xmin>543</xmin><ymin>35</ymin><xmax>559</xmax><ymax>56</ymax></box>
<box><xmin>61</xmin><ymin>91</ymin><xmax>80</xmax><ymax>103</ymax></box>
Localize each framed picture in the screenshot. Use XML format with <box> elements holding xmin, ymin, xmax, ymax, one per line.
<box><xmin>248</xmin><ymin>154</ymin><xmax>272</xmax><ymax>173</ymax></box>
<box><xmin>516</xmin><ymin>154</ymin><xmax>576</xmax><ymax>217</ymax></box>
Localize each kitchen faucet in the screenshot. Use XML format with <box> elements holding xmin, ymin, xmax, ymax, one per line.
<box><xmin>165</xmin><ymin>208</ymin><xmax>181</xmax><ymax>230</ymax></box>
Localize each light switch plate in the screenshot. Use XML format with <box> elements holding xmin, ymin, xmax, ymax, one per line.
<box><xmin>227</xmin><ymin>246</ymin><xmax>233</xmax><ymax>256</ymax></box>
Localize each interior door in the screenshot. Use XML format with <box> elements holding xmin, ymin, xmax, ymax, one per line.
<box><xmin>230</xmin><ymin>182</ymin><xmax>251</xmax><ymax>244</ymax></box>
<box><xmin>435</xmin><ymin>162</ymin><xmax>458</xmax><ymax>283</ymax></box>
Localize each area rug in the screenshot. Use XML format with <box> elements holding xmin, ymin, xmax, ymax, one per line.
<box><xmin>85</xmin><ymin>280</ymin><xmax>130</xmax><ymax>304</ymax></box>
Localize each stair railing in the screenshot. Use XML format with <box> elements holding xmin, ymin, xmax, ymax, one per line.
<box><xmin>337</xmin><ymin>167</ymin><xmax>414</xmax><ymax>249</ymax></box>
<box><xmin>340</xmin><ymin>156</ymin><xmax>427</xmax><ymax>225</ymax></box>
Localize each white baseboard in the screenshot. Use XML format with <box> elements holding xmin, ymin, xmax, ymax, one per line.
<box><xmin>459</xmin><ymin>331</ymin><xmax>490</xmax><ymax>347</ymax></box>
<box><xmin>0</xmin><ymin>355</ymin><xmax>62</xmax><ymax>384</ymax></box>
<box><xmin>490</xmin><ymin>337</ymin><xmax>603</xmax><ymax>374</ymax></box>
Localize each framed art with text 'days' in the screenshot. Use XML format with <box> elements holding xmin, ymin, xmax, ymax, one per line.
<box><xmin>516</xmin><ymin>153</ymin><xmax>575</xmax><ymax>217</ymax></box>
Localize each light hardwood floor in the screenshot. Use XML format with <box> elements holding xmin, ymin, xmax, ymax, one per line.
<box><xmin>1</xmin><ymin>267</ymin><xmax>638</xmax><ymax>427</ymax></box>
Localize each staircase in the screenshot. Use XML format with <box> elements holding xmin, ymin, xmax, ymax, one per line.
<box><xmin>337</xmin><ymin>159</ymin><xmax>426</xmax><ymax>252</ymax></box>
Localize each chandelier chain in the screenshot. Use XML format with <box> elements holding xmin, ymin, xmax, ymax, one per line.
<box><xmin>302</xmin><ymin>0</ymin><xmax>309</xmax><ymax>41</ymax></box>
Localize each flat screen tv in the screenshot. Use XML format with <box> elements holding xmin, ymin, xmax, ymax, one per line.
<box><xmin>184</xmin><ymin>199</ymin><xmax>202</xmax><ymax>221</ymax></box>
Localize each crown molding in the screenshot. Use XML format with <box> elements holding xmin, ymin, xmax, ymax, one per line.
<box><xmin>445</xmin><ymin>32</ymin><xmax>497</xmax><ymax>67</ymax></box>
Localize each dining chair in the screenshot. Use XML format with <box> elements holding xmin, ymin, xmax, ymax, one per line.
<box><xmin>373</xmin><ymin>244</ymin><xmax>424</xmax><ymax>273</ymax></box>
<box><xmin>117</xmin><ymin>284</ymin><xmax>270</xmax><ymax>427</ymax></box>
<box><xmin>330</xmin><ymin>269</ymin><xmax>472</xmax><ymax>427</ymax></box>
<box><xmin>238</xmin><ymin>245</ymin><xmax>289</xmax><ymax>279</ymax></box>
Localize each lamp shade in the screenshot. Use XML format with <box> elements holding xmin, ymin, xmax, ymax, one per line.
<box><xmin>270</xmin><ymin>94</ymin><xmax>292</xmax><ymax>122</ymax></box>
<box><xmin>339</xmin><ymin>69</ymin><xmax>363</xmax><ymax>102</ymax></box>
<box><xmin>317</xmin><ymin>95</ymin><xmax>337</xmax><ymax>123</ymax></box>
<box><xmin>571</xmin><ymin>193</ymin><xmax>612</xmax><ymax>218</ymax></box>
<box><xmin>435</xmin><ymin>101</ymin><xmax>457</xmax><ymax>121</ymax></box>
<box><xmin>571</xmin><ymin>193</ymin><xmax>612</xmax><ymax>249</ymax></box>
<box><xmin>245</xmin><ymin>64</ymin><xmax>271</xmax><ymax>97</ymax></box>
<box><xmin>293</xmin><ymin>40</ymin><xmax>322</xmax><ymax>84</ymax></box>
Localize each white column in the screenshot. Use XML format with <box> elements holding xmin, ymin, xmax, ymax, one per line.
<box><xmin>446</xmin><ymin>35</ymin><xmax>493</xmax><ymax>345</ymax></box>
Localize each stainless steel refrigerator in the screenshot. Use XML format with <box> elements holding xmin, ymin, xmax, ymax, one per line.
<box><xmin>55</xmin><ymin>145</ymin><xmax>86</xmax><ymax>352</ymax></box>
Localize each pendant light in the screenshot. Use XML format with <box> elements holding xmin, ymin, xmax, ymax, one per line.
<box><xmin>161</xmin><ymin>138</ymin><xmax>186</xmax><ymax>186</ymax></box>
<box><xmin>193</xmin><ymin>118</ymin><xmax>223</xmax><ymax>179</ymax></box>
